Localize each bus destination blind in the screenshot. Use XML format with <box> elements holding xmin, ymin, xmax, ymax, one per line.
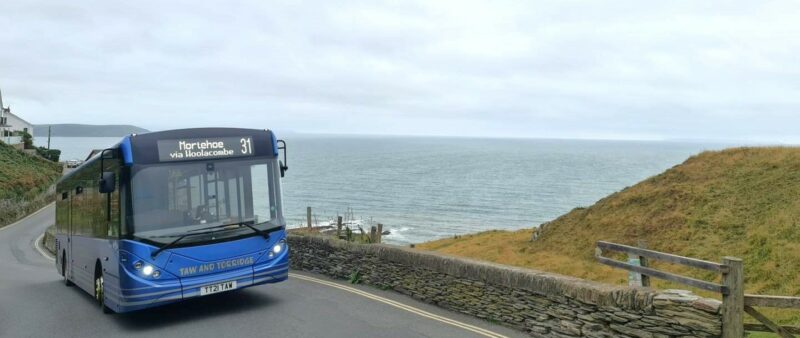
<box><xmin>157</xmin><ymin>136</ymin><xmax>255</xmax><ymax>162</ymax></box>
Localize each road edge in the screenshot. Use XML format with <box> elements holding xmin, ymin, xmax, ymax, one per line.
<box><xmin>29</xmin><ymin>229</ymin><xmax>513</xmax><ymax>338</ymax></box>
<box><xmin>289</xmin><ymin>273</ymin><xmax>509</xmax><ymax>338</ymax></box>
<box><xmin>0</xmin><ymin>202</ymin><xmax>55</xmax><ymax>233</ymax></box>
<box><xmin>35</xmin><ymin>232</ymin><xmax>55</xmax><ymax>262</ymax></box>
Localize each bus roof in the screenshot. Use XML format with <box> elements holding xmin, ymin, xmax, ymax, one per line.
<box><xmin>126</xmin><ymin>128</ymin><xmax>278</xmax><ymax>165</ymax></box>
<box><xmin>59</xmin><ymin>128</ymin><xmax>278</xmax><ymax>183</ymax></box>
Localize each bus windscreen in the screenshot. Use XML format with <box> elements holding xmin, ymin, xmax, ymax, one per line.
<box><xmin>130</xmin><ymin>158</ymin><xmax>279</xmax><ymax>244</ymax></box>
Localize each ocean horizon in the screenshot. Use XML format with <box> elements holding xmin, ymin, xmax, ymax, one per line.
<box><xmin>36</xmin><ymin>134</ymin><xmax>729</xmax><ymax>244</ymax></box>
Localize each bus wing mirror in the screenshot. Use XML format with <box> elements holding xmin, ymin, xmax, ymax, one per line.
<box><xmin>99</xmin><ymin>172</ymin><xmax>116</xmax><ymax>193</ymax></box>
<box><xmin>279</xmin><ymin>161</ymin><xmax>288</xmax><ymax>178</ymax></box>
<box><xmin>278</xmin><ymin>140</ymin><xmax>288</xmax><ymax>177</ymax></box>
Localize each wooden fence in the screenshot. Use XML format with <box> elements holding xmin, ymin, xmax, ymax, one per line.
<box><xmin>301</xmin><ymin>207</ymin><xmax>384</xmax><ymax>244</ymax></box>
<box><xmin>596</xmin><ymin>241</ymin><xmax>800</xmax><ymax>338</ymax></box>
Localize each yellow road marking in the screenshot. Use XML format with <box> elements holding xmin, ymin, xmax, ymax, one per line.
<box><xmin>290</xmin><ymin>273</ymin><xmax>509</xmax><ymax>338</ymax></box>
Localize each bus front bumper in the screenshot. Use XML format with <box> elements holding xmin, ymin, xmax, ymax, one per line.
<box><xmin>111</xmin><ymin>256</ymin><xmax>288</xmax><ymax>313</ymax></box>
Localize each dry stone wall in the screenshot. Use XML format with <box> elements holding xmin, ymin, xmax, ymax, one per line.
<box><xmin>288</xmin><ymin>235</ymin><xmax>723</xmax><ymax>338</ymax></box>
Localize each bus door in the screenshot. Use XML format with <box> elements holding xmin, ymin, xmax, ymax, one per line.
<box><xmin>190</xmin><ymin>164</ymin><xmax>240</xmax><ymax>224</ymax></box>
<box><xmin>205</xmin><ymin>170</ymin><xmax>220</xmax><ymax>220</ymax></box>
<box><xmin>66</xmin><ymin>188</ymin><xmax>74</xmax><ymax>281</ymax></box>
<box><xmin>200</xmin><ymin>165</ymin><xmax>245</xmax><ymax>223</ymax></box>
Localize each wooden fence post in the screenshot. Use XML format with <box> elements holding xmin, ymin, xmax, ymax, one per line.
<box><xmin>626</xmin><ymin>240</ymin><xmax>650</xmax><ymax>287</ymax></box>
<box><xmin>376</xmin><ymin>223</ymin><xmax>383</xmax><ymax>243</ymax></box>
<box><xmin>306</xmin><ymin>207</ymin><xmax>312</xmax><ymax>228</ymax></box>
<box><xmin>722</xmin><ymin>257</ymin><xmax>744</xmax><ymax>338</ymax></box>
<box><xmin>638</xmin><ymin>255</ymin><xmax>651</xmax><ymax>287</ymax></box>
<box><xmin>336</xmin><ymin>216</ymin><xmax>343</xmax><ymax>238</ymax></box>
<box><xmin>627</xmin><ymin>253</ymin><xmax>645</xmax><ymax>287</ymax></box>
<box><xmin>638</xmin><ymin>240</ymin><xmax>651</xmax><ymax>287</ymax></box>
<box><xmin>369</xmin><ymin>226</ymin><xmax>377</xmax><ymax>243</ymax></box>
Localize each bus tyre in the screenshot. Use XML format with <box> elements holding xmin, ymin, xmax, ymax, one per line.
<box><xmin>62</xmin><ymin>254</ymin><xmax>73</xmax><ymax>287</ymax></box>
<box><xmin>95</xmin><ymin>267</ymin><xmax>113</xmax><ymax>314</ymax></box>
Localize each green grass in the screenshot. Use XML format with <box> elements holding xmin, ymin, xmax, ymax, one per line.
<box><xmin>0</xmin><ymin>141</ymin><xmax>61</xmax><ymax>199</ymax></box>
<box><xmin>418</xmin><ymin>147</ymin><xmax>800</xmax><ymax>326</ymax></box>
<box><xmin>0</xmin><ymin>141</ymin><xmax>62</xmax><ymax>226</ymax></box>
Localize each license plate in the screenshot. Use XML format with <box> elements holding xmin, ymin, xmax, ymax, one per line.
<box><xmin>200</xmin><ymin>281</ymin><xmax>237</xmax><ymax>296</ymax></box>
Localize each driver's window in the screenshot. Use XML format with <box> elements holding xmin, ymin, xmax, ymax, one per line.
<box><xmin>250</xmin><ymin>164</ymin><xmax>271</xmax><ymax>223</ymax></box>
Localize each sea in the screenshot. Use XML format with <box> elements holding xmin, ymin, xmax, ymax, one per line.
<box><xmin>35</xmin><ymin>135</ymin><xmax>727</xmax><ymax>245</ymax></box>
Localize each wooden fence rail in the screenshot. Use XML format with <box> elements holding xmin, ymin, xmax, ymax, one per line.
<box><xmin>596</xmin><ymin>241</ymin><xmax>800</xmax><ymax>338</ymax></box>
<box><xmin>596</xmin><ymin>241</ymin><xmax>728</xmax><ymax>273</ymax></box>
<box><xmin>745</xmin><ymin>295</ymin><xmax>800</xmax><ymax>309</ymax></box>
<box><xmin>744</xmin><ymin>323</ymin><xmax>800</xmax><ymax>336</ymax></box>
<box><xmin>743</xmin><ymin>294</ymin><xmax>800</xmax><ymax>337</ymax></box>
<box><xmin>595</xmin><ymin>255</ymin><xmax>727</xmax><ymax>294</ymax></box>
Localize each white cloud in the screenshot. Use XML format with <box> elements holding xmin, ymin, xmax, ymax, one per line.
<box><xmin>0</xmin><ymin>0</ymin><xmax>799</xmax><ymax>142</ymax></box>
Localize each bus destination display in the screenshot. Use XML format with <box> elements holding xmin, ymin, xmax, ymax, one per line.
<box><xmin>157</xmin><ymin>136</ymin><xmax>255</xmax><ymax>162</ymax></box>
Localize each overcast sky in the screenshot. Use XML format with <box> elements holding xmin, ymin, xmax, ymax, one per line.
<box><xmin>0</xmin><ymin>1</ymin><xmax>798</xmax><ymax>142</ymax></box>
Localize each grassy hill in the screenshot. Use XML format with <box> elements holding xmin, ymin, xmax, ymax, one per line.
<box><xmin>0</xmin><ymin>141</ymin><xmax>62</xmax><ymax>226</ymax></box>
<box><xmin>418</xmin><ymin>147</ymin><xmax>800</xmax><ymax>324</ymax></box>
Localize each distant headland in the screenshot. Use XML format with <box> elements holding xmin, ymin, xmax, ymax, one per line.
<box><xmin>33</xmin><ymin>124</ymin><xmax>150</xmax><ymax>137</ymax></box>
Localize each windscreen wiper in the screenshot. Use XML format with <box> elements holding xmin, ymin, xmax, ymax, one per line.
<box><xmin>209</xmin><ymin>221</ymin><xmax>276</xmax><ymax>239</ymax></box>
<box><xmin>150</xmin><ymin>230</ymin><xmax>218</xmax><ymax>259</ymax></box>
<box><xmin>150</xmin><ymin>223</ymin><xmax>284</xmax><ymax>258</ymax></box>
<box><xmin>241</xmin><ymin>223</ymin><xmax>271</xmax><ymax>239</ymax></box>
<box><xmin>195</xmin><ymin>221</ymin><xmax>281</xmax><ymax>240</ymax></box>
<box><xmin>187</xmin><ymin>222</ymin><xmax>247</xmax><ymax>233</ymax></box>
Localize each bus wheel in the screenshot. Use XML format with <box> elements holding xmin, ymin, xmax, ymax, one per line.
<box><xmin>94</xmin><ymin>266</ymin><xmax>112</xmax><ymax>314</ymax></box>
<box><xmin>62</xmin><ymin>254</ymin><xmax>73</xmax><ymax>287</ymax></box>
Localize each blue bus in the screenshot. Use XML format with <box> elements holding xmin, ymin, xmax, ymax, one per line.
<box><xmin>54</xmin><ymin>128</ymin><xmax>289</xmax><ymax>313</ymax></box>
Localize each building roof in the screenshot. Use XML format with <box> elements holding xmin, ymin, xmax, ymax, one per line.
<box><xmin>2</xmin><ymin>110</ymin><xmax>33</xmax><ymax>129</ymax></box>
<box><xmin>1</xmin><ymin>89</ymin><xmax>32</xmax><ymax>129</ymax></box>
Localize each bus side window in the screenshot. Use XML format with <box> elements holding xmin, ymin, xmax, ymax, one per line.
<box><xmin>56</xmin><ymin>190</ymin><xmax>69</xmax><ymax>234</ymax></box>
<box><xmin>103</xmin><ymin>154</ymin><xmax>122</xmax><ymax>238</ymax></box>
<box><xmin>76</xmin><ymin>160</ymin><xmax>104</xmax><ymax>238</ymax></box>
<box><xmin>108</xmin><ymin>171</ymin><xmax>121</xmax><ymax>238</ymax></box>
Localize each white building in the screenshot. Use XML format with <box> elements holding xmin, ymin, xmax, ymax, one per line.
<box><xmin>0</xmin><ymin>89</ymin><xmax>34</xmax><ymax>144</ymax></box>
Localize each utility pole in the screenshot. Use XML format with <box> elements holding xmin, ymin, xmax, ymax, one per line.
<box><xmin>47</xmin><ymin>125</ymin><xmax>51</xmax><ymax>149</ymax></box>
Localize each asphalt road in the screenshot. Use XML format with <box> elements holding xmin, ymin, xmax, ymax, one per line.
<box><xmin>0</xmin><ymin>205</ymin><xmax>525</xmax><ymax>338</ymax></box>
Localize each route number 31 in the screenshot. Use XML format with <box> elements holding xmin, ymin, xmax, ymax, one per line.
<box><xmin>240</xmin><ymin>137</ymin><xmax>253</xmax><ymax>154</ymax></box>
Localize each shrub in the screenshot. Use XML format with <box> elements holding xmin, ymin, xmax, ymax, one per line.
<box><xmin>35</xmin><ymin>147</ymin><xmax>61</xmax><ymax>162</ymax></box>
<box><xmin>21</xmin><ymin>131</ymin><xmax>33</xmax><ymax>149</ymax></box>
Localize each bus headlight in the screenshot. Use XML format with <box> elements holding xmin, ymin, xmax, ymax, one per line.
<box><xmin>269</xmin><ymin>240</ymin><xmax>286</xmax><ymax>259</ymax></box>
<box><xmin>130</xmin><ymin>259</ymin><xmax>159</xmax><ymax>278</ymax></box>
<box><xmin>273</xmin><ymin>240</ymin><xmax>286</xmax><ymax>254</ymax></box>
